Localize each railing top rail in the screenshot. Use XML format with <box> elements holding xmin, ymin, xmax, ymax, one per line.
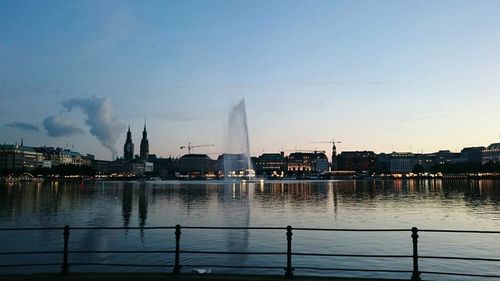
<box><xmin>293</xmin><ymin>227</ymin><xmax>410</xmax><ymax>232</ymax></box>
<box><xmin>70</xmin><ymin>226</ymin><xmax>176</xmax><ymax>230</ymax></box>
<box><xmin>419</xmin><ymin>229</ymin><xmax>500</xmax><ymax>234</ymax></box>
<box><xmin>180</xmin><ymin>226</ymin><xmax>285</xmax><ymax>230</ymax></box>
<box><xmin>0</xmin><ymin>227</ymin><xmax>63</xmax><ymax>231</ymax></box>
<box><xmin>0</xmin><ymin>225</ymin><xmax>499</xmax><ymax>233</ymax></box>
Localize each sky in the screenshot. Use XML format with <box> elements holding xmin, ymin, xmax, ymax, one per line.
<box><xmin>1</xmin><ymin>0</ymin><xmax>499</xmax><ymax>160</ymax></box>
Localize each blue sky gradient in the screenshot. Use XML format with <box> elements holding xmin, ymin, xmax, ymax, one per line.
<box><xmin>1</xmin><ymin>0</ymin><xmax>499</xmax><ymax>159</ymax></box>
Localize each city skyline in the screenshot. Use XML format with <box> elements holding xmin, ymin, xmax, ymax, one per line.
<box><xmin>1</xmin><ymin>1</ymin><xmax>500</xmax><ymax>159</ymax></box>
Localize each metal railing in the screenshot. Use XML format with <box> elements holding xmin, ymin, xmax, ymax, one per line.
<box><xmin>0</xmin><ymin>225</ymin><xmax>499</xmax><ymax>280</ymax></box>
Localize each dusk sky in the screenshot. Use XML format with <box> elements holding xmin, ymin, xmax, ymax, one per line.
<box><xmin>1</xmin><ymin>0</ymin><xmax>499</xmax><ymax>160</ymax></box>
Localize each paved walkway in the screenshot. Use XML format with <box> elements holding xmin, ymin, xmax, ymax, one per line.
<box><xmin>0</xmin><ymin>273</ymin><xmax>407</xmax><ymax>281</ymax></box>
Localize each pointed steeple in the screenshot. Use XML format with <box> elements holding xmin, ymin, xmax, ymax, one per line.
<box><xmin>20</xmin><ymin>138</ymin><xmax>24</xmax><ymax>147</ymax></box>
<box><xmin>123</xmin><ymin>124</ymin><xmax>134</xmax><ymax>160</ymax></box>
<box><xmin>140</xmin><ymin>117</ymin><xmax>149</xmax><ymax>161</ymax></box>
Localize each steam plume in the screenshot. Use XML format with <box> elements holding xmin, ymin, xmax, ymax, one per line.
<box><xmin>62</xmin><ymin>96</ymin><xmax>124</xmax><ymax>159</ymax></box>
<box><xmin>43</xmin><ymin>115</ymin><xmax>84</xmax><ymax>137</ymax></box>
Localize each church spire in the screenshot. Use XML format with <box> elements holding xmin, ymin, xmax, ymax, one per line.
<box><xmin>123</xmin><ymin>124</ymin><xmax>134</xmax><ymax>160</ymax></box>
<box><xmin>140</xmin><ymin>117</ymin><xmax>149</xmax><ymax>161</ymax></box>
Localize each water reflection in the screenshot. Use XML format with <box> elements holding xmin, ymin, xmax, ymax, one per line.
<box><xmin>0</xmin><ymin>179</ymin><xmax>499</xmax><ymax>280</ymax></box>
<box><xmin>122</xmin><ymin>183</ymin><xmax>133</xmax><ymax>229</ymax></box>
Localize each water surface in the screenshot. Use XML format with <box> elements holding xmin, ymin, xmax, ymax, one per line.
<box><xmin>0</xmin><ymin>179</ymin><xmax>499</xmax><ymax>280</ymax></box>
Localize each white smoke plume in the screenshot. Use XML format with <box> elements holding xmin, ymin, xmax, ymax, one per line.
<box><xmin>43</xmin><ymin>115</ymin><xmax>84</xmax><ymax>137</ymax></box>
<box><xmin>62</xmin><ymin>96</ymin><xmax>124</xmax><ymax>159</ymax></box>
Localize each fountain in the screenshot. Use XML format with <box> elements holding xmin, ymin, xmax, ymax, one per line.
<box><xmin>223</xmin><ymin>99</ymin><xmax>255</xmax><ymax>179</ymax></box>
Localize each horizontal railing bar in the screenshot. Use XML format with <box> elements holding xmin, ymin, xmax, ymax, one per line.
<box><xmin>181</xmin><ymin>226</ymin><xmax>285</xmax><ymax>230</ymax></box>
<box><xmin>182</xmin><ymin>264</ymin><xmax>285</xmax><ymax>269</ymax></box>
<box><xmin>294</xmin><ymin>266</ymin><xmax>412</xmax><ymax>273</ymax></box>
<box><xmin>419</xmin><ymin>229</ymin><xmax>500</xmax><ymax>234</ymax></box>
<box><xmin>181</xmin><ymin>250</ymin><xmax>285</xmax><ymax>255</ymax></box>
<box><xmin>421</xmin><ymin>270</ymin><xmax>500</xmax><ymax>278</ymax></box>
<box><xmin>420</xmin><ymin>256</ymin><xmax>500</xmax><ymax>262</ymax></box>
<box><xmin>70</xmin><ymin>226</ymin><xmax>175</xmax><ymax>230</ymax></box>
<box><xmin>294</xmin><ymin>228</ymin><xmax>410</xmax><ymax>232</ymax></box>
<box><xmin>0</xmin><ymin>251</ymin><xmax>62</xmax><ymax>255</ymax></box>
<box><xmin>71</xmin><ymin>263</ymin><xmax>173</xmax><ymax>267</ymax></box>
<box><xmin>69</xmin><ymin>250</ymin><xmax>175</xmax><ymax>254</ymax></box>
<box><xmin>0</xmin><ymin>227</ymin><xmax>62</xmax><ymax>231</ymax></box>
<box><xmin>293</xmin><ymin>253</ymin><xmax>412</xmax><ymax>258</ymax></box>
<box><xmin>0</xmin><ymin>263</ymin><xmax>60</xmax><ymax>267</ymax></box>
<box><xmin>1</xmin><ymin>226</ymin><xmax>499</xmax><ymax>233</ymax></box>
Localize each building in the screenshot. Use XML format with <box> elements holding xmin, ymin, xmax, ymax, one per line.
<box><xmin>482</xmin><ymin>143</ymin><xmax>500</xmax><ymax>164</ymax></box>
<box><xmin>331</xmin><ymin>142</ymin><xmax>338</xmax><ymax>170</ymax></box>
<box><xmin>139</xmin><ymin>121</ymin><xmax>149</xmax><ymax>161</ymax></box>
<box><xmin>337</xmin><ymin>151</ymin><xmax>377</xmax><ymax>172</ymax></box>
<box><xmin>178</xmin><ymin>154</ymin><xmax>216</xmax><ymax>177</ymax></box>
<box><xmin>123</xmin><ymin>125</ymin><xmax>134</xmax><ymax>160</ymax></box>
<box><xmin>389</xmin><ymin>152</ymin><xmax>417</xmax><ymax>173</ymax></box>
<box><xmin>0</xmin><ymin>143</ymin><xmax>44</xmax><ymax>172</ymax></box>
<box><xmin>34</xmin><ymin>147</ymin><xmax>83</xmax><ymax>166</ymax></box>
<box><xmin>216</xmin><ymin>153</ymin><xmax>253</xmax><ymax>177</ymax></box>
<box><xmin>461</xmin><ymin>147</ymin><xmax>485</xmax><ymax>163</ymax></box>
<box><xmin>287</xmin><ymin>152</ymin><xmax>329</xmax><ymax>174</ymax></box>
<box><xmin>255</xmin><ymin>153</ymin><xmax>287</xmax><ymax>176</ymax></box>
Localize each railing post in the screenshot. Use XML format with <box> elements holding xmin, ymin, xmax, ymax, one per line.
<box><xmin>411</xmin><ymin>227</ymin><xmax>421</xmax><ymax>281</ymax></box>
<box><xmin>173</xmin><ymin>224</ymin><xmax>182</xmax><ymax>275</ymax></box>
<box><xmin>61</xmin><ymin>225</ymin><xmax>70</xmax><ymax>275</ymax></box>
<box><xmin>284</xmin><ymin>225</ymin><xmax>294</xmax><ymax>278</ymax></box>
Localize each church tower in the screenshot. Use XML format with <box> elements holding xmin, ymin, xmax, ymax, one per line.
<box><xmin>123</xmin><ymin>125</ymin><xmax>134</xmax><ymax>160</ymax></box>
<box><xmin>331</xmin><ymin>142</ymin><xmax>337</xmax><ymax>170</ymax></box>
<box><xmin>140</xmin><ymin>120</ymin><xmax>149</xmax><ymax>161</ymax></box>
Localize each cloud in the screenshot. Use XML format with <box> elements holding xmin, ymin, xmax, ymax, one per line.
<box><xmin>43</xmin><ymin>115</ymin><xmax>84</xmax><ymax>137</ymax></box>
<box><xmin>62</xmin><ymin>96</ymin><xmax>124</xmax><ymax>159</ymax></box>
<box><xmin>6</xmin><ymin>122</ymin><xmax>40</xmax><ymax>132</ymax></box>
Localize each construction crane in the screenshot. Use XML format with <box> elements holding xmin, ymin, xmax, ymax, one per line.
<box><xmin>311</xmin><ymin>139</ymin><xmax>342</xmax><ymax>146</ymax></box>
<box><xmin>311</xmin><ymin>139</ymin><xmax>342</xmax><ymax>170</ymax></box>
<box><xmin>180</xmin><ymin>143</ymin><xmax>215</xmax><ymax>154</ymax></box>
<box><xmin>283</xmin><ymin>149</ymin><xmax>326</xmax><ymax>154</ymax></box>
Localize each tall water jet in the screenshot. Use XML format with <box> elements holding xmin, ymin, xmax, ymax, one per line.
<box><xmin>223</xmin><ymin>99</ymin><xmax>254</xmax><ymax>178</ymax></box>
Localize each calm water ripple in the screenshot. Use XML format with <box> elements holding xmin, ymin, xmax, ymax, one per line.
<box><xmin>0</xmin><ymin>179</ymin><xmax>499</xmax><ymax>280</ymax></box>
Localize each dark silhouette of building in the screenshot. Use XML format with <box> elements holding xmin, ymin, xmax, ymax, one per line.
<box><xmin>461</xmin><ymin>146</ymin><xmax>485</xmax><ymax>163</ymax></box>
<box><xmin>331</xmin><ymin>142</ymin><xmax>338</xmax><ymax>170</ymax></box>
<box><xmin>140</xmin><ymin>121</ymin><xmax>149</xmax><ymax>161</ymax></box>
<box><xmin>123</xmin><ymin>125</ymin><xmax>134</xmax><ymax>160</ymax></box>
<box><xmin>178</xmin><ymin>154</ymin><xmax>216</xmax><ymax>177</ymax></box>
<box><xmin>256</xmin><ymin>152</ymin><xmax>287</xmax><ymax>176</ymax></box>
<box><xmin>338</xmin><ymin>151</ymin><xmax>377</xmax><ymax>172</ymax></box>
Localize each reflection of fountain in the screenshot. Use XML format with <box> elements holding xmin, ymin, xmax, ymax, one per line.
<box><xmin>221</xmin><ymin>182</ymin><xmax>251</xmax><ymax>272</ymax></box>
<box><xmin>224</xmin><ymin>99</ymin><xmax>255</xmax><ymax>179</ymax></box>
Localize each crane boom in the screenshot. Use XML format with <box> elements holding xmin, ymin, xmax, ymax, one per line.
<box><xmin>180</xmin><ymin>143</ymin><xmax>215</xmax><ymax>154</ymax></box>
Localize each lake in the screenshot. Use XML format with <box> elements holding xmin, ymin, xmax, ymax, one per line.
<box><xmin>0</xmin><ymin>179</ymin><xmax>499</xmax><ymax>280</ymax></box>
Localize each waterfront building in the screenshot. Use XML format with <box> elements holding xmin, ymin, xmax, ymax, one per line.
<box><xmin>287</xmin><ymin>152</ymin><xmax>329</xmax><ymax>174</ymax></box>
<box><xmin>178</xmin><ymin>154</ymin><xmax>216</xmax><ymax>177</ymax></box>
<box><xmin>123</xmin><ymin>125</ymin><xmax>134</xmax><ymax>160</ymax></box>
<box><xmin>153</xmin><ymin>157</ymin><xmax>178</xmax><ymax>178</ymax></box>
<box><xmin>34</xmin><ymin>147</ymin><xmax>83</xmax><ymax>166</ymax></box>
<box><xmin>255</xmin><ymin>153</ymin><xmax>287</xmax><ymax>176</ymax></box>
<box><xmin>0</xmin><ymin>143</ymin><xmax>43</xmax><ymax>172</ymax></box>
<box><xmin>337</xmin><ymin>151</ymin><xmax>377</xmax><ymax>172</ymax></box>
<box><xmin>389</xmin><ymin>152</ymin><xmax>417</xmax><ymax>173</ymax></box>
<box><xmin>461</xmin><ymin>147</ymin><xmax>485</xmax><ymax>163</ymax></box>
<box><xmin>482</xmin><ymin>143</ymin><xmax>500</xmax><ymax>164</ymax></box>
<box><xmin>139</xmin><ymin>121</ymin><xmax>149</xmax><ymax>161</ymax></box>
